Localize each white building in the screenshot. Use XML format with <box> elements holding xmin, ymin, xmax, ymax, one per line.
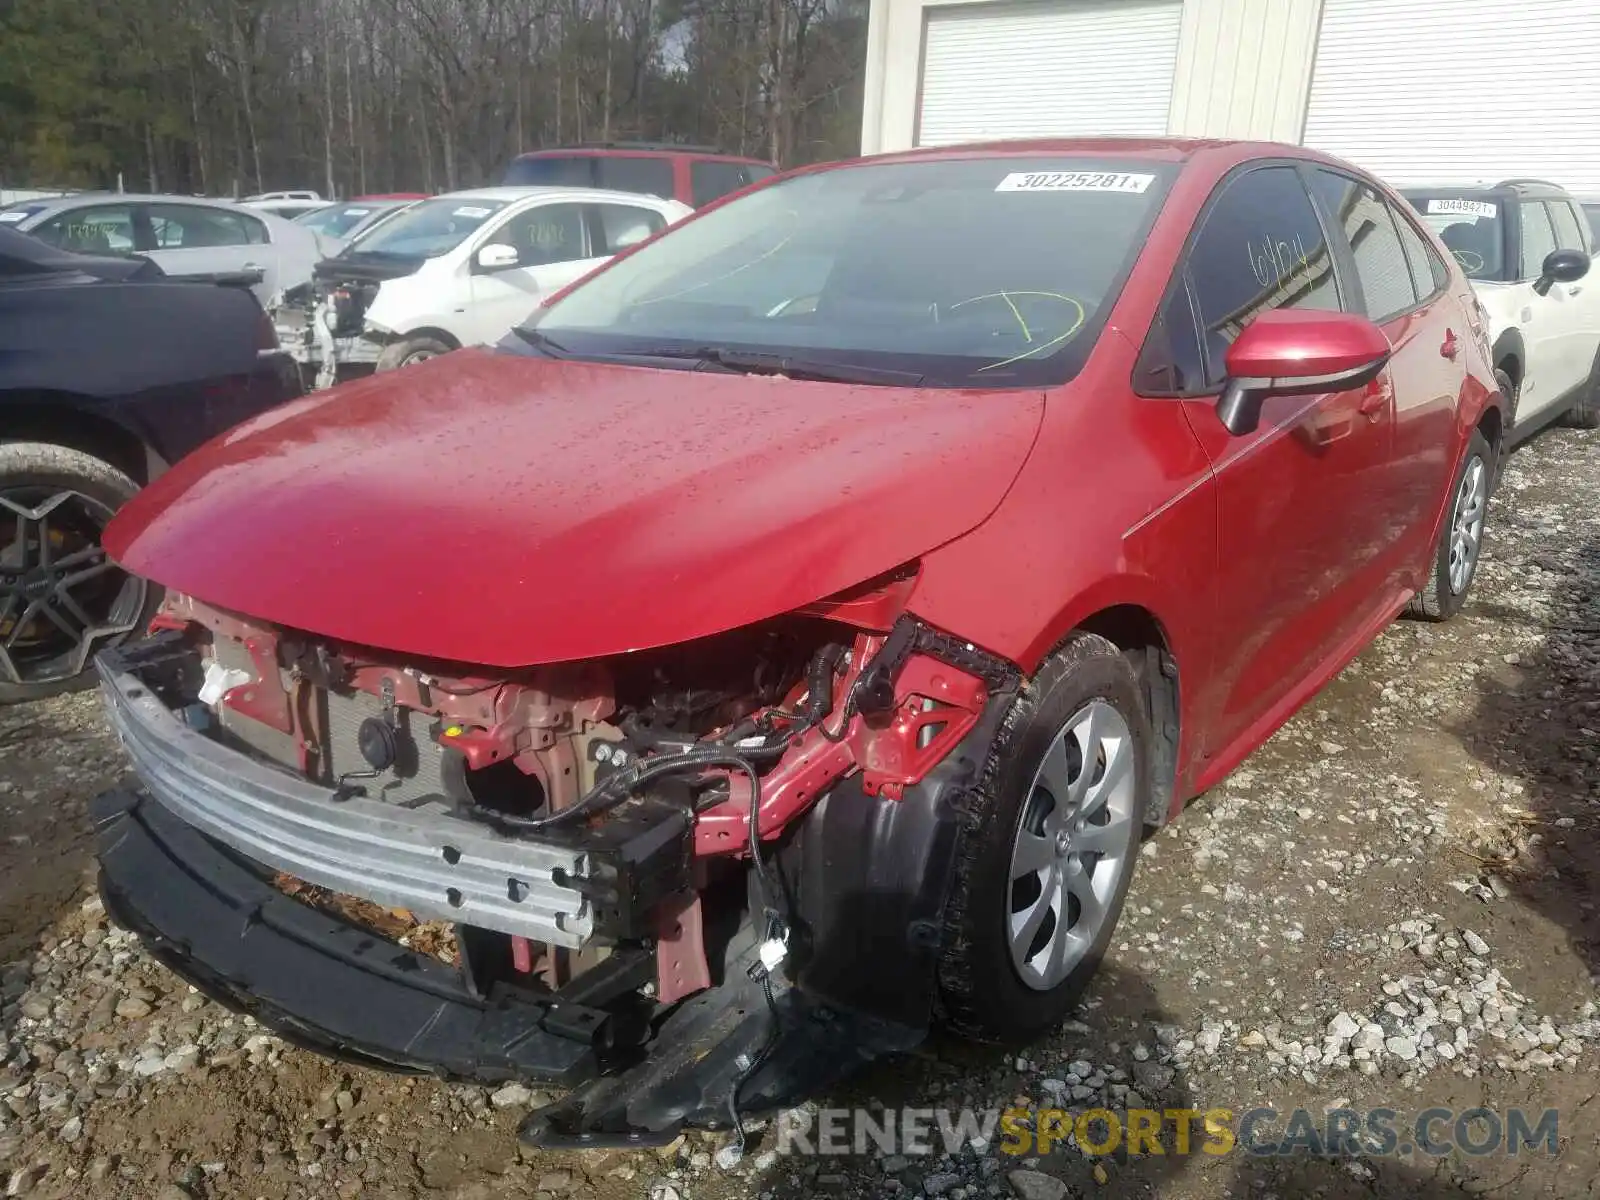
<box><xmin>859</xmin><ymin>0</ymin><xmax>1600</xmax><ymax>191</ymax></box>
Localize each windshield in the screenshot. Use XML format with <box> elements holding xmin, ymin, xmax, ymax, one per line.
<box><xmin>531</xmin><ymin>157</ymin><xmax>1172</xmax><ymax>387</ymax></box>
<box><xmin>297</xmin><ymin>203</ymin><xmax>393</xmax><ymax>237</ymax></box>
<box><xmin>354</xmin><ymin>197</ymin><xmax>508</xmax><ymax>258</ymax></box>
<box><xmin>1408</xmin><ymin>194</ymin><xmax>1504</xmax><ymax>280</ymax></box>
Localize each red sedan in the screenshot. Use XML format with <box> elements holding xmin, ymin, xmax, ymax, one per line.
<box><xmin>90</xmin><ymin>138</ymin><xmax>1502</xmax><ymax>1146</ymax></box>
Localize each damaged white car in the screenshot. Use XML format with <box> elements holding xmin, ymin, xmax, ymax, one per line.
<box><xmin>272</xmin><ymin>186</ymin><xmax>690</xmax><ymax>387</ymax></box>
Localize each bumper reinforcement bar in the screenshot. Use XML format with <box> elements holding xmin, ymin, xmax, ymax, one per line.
<box><xmin>94</xmin><ymin>787</ymin><xmax>602</xmax><ymax>1084</ymax></box>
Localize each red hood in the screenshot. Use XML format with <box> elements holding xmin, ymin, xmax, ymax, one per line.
<box><xmin>105</xmin><ymin>349</ymin><xmax>1043</xmax><ymax>666</ymax></box>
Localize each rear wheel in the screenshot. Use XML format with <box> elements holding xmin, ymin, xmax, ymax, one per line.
<box><xmin>936</xmin><ymin>633</ymin><xmax>1148</xmax><ymax>1042</ymax></box>
<box><xmin>1407</xmin><ymin>429</ymin><xmax>1492</xmax><ymax>622</ymax></box>
<box><xmin>376</xmin><ymin>335</ymin><xmax>453</xmax><ymax>373</ymax></box>
<box><xmin>0</xmin><ymin>443</ymin><xmax>159</xmax><ymax>704</ymax></box>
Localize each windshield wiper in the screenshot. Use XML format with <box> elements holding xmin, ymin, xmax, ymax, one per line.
<box><xmin>511</xmin><ymin>326</ymin><xmax>572</xmax><ymax>357</ymax></box>
<box><xmin>620</xmin><ymin>345</ymin><xmax>924</xmax><ymax>386</ymax></box>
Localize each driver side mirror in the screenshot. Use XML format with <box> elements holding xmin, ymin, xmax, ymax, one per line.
<box><xmin>1535</xmin><ymin>247</ymin><xmax>1589</xmax><ymax>295</ymax></box>
<box><xmin>1216</xmin><ymin>310</ymin><xmax>1392</xmax><ymax>437</ymax></box>
<box><xmin>476</xmin><ymin>243</ymin><xmax>521</xmax><ymax>272</ymax></box>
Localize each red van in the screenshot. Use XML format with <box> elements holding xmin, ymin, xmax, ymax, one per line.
<box><xmin>503</xmin><ymin>141</ymin><xmax>776</xmax><ymax>208</ymax></box>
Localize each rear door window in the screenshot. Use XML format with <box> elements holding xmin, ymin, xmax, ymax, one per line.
<box><xmin>1183</xmin><ymin>166</ymin><xmax>1341</xmax><ymax>386</ymax></box>
<box><xmin>148</xmin><ymin>204</ymin><xmax>258</xmax><ymax>250</ymax></box>
<box><xmin>1582</xmin><ymin>203</ymin><xmax>1600</xmax><ymax>248</ymax></box>
<box><xmin>1390</xmin><ymin>202</ymin><xmax>1448</xmax><ymax>302</ymax></box>
<box><xmin>592</xmin><ymin>203</ymin><xmax>667</xmax><ymax>254</ymax></box>
<box><xmin>1519</xmin><ymin>201</ymin><xmax>1559</xmax><ymax>280</ymax></box>
<box><xmin>1310</xmin><ymin>171</ymin><xmax>1417</xmax><ymax>323</ymax></box>
<box><xmin>594</xmin><ymin>156</ymin><xmax>675</xmax><ymax>198</ymax></box>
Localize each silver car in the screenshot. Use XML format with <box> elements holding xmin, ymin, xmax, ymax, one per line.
<box><xmin>0</xmin><ymin>193</ymin><xmax>335</xmax><ymax>304</ymax></box>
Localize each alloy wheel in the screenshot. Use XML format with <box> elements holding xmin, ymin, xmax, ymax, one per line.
<box><xmin>0</xmin><ymin>489</ymin><xmax>145</xmax><ymax>686</ymax></box>
<box><xmin>1006</xmin><ymin>698</ymin><xmax>1138</xmax><ymax>990</ymax></box>
<box><xmin>1448</xmin><ymin>454</ymin><xmax>1487</xmax><ymax>595</ymax></box>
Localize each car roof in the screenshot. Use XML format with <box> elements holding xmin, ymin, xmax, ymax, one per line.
<box><xmin>432</xmin><ymin>185</ymin><xmax>687</xmax><ymax>206</ymax></box>
<box><xmin>513</xmin><ymin>143</ymin><xmax>770</xmax><ymax>164</ymax></box>
<box><xmin>15</xmin><ymin>193</ymin><xmax>293</xmax><ymax>217</ymax></box>
<box><xmin>798</xmin><ymin>137</ymin><xmax>1359</xmax><ymax>182</ymax></box>
<box><xmin>1402</xmin><ymin>179</ymin><xmax>1575</xmax><ymax>199</ymax></box>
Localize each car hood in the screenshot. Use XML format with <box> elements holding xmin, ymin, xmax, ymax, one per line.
<box><xmin>105</xmin><ymin>348</ymin><xmax>1044</xmax><ymax>666</ymax></box>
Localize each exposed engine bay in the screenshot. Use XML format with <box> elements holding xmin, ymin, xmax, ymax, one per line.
<box><xmin>94</xmin><ymin>583</ymin><xmax>1018</xmax><ymax>1145</ymax></box>
<box><xmin>270</xmin><ymin>255</ymin><xmax>408</xmax><ymax>387</ymax></box>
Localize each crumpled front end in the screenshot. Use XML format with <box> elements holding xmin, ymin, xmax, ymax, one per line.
<box><xmin>93</xmin><ymin>588</ymin><xmax>1018</xmax><ymax>1145</ymax></box>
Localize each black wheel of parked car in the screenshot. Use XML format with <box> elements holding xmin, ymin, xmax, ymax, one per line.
<box><xmin>376</xmin><ymin>335</ymin><xmax>454</xmax><ymax>373</ymax></box>
<box><xmin>0</xmin><ymin>443</ymin><xmax>160</xmax><ymax>704</ymax></box>
<box><xmin>1567</xmin><ymin>347</ymin><xmax>1600</xmax><ymax>429</ymax></box>
<box><xmin>936</xmin><ymin>632</ymin><xmax>1149</xmax><ymax>1043</ymax></box>
<box><xmin>1406</xmin><ymin>428</ymin><xmax>1493</xmax><ymax>623</ymax></box>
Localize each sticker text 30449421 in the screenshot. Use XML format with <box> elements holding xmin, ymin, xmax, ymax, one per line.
<box><xmin>995</xmin><ymin>172</ymin><xmax>1155</xmax><ymax>194</ymax></box>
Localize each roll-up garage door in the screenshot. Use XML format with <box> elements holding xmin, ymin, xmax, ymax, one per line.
<box><xmin>916</xmin><ymin>0</ymin><xmax>1183</xmax><ymax>147</ymax></box>
<box><xmin>1304</xmin><ymin>0</ymin><xmax>1600</xmax><ymax>192</ymax></box>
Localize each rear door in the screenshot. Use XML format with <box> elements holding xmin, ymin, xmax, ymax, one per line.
<box><xmin>1308</xmin><ymin>169</ymin><xmax>1465</xmax><ymax>587</ymax></box>
<box><xmin>144</xmin><ymin>203</ymin><xmax>275</xmax><ymax>299</ymax></box>
<box><xmin>1167</xmin><ymin>164</ymin><xmax>1396</xmax><ymax>759</ymax></box>
<box><xmin>466</xmin><ymin>202</ymin><xmax>598</xmax><ymax>345</ymax></box>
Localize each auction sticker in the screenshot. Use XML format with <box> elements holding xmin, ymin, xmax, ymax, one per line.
<box><xmin>996</xmin><ymin>171</ymin><xmax>1154</xmax><ymax>193</ymax></box>
<box><xmin>0</xmin><ymin>212</ymin><xmax>27</xmax><ymax>223</ymax></box>
<box><xmin>453</xmin><ymin>206</ymin><xmax>492</xmax><ymax>218</ymax></box>
<box><xmin>1427</xmin><ymin>198</ymin><xmax>1497</xmax><ymax>219</ymax></box>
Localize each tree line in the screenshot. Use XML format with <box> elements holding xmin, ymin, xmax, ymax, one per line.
<box><xmin>0</xmin><ymin>0</ymin><xmax>868</xmax><ymax>197</ymax></box>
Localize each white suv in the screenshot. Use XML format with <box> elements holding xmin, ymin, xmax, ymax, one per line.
<box><xmin>1405</xmin><ymin>179</ymin><xmax>1600</xmax><ymax>439</ymax></box>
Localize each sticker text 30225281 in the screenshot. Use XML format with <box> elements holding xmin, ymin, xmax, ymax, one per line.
<box><xmin>995</xmin><ymin>171</ymin><xmax>1155</xmax><ymax>195</ymax></box>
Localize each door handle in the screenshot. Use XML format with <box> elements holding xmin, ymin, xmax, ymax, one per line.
<box><xmin>1358</xmin><ymin>387</ymin><xmax>1390</xmax><ymax>418</ymax></box>
<box><xmin>1440</xmin><ymin>329</ymin><xmax>1460</xmax><ymax>361</ymax></box>
<box><xmin>1570</xmin><ymin>285</ymin><xmax>1585</xmax><ymax>296</ymax></box>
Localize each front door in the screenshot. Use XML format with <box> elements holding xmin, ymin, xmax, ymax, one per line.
<box><xmin>1513</xmin><ymin>199</ymin><xmax>1588</xmax><ymax>421</ymax></box>
<box><xmin>1169</xmin><ymin>164</ymin><xmax>1397</xmax><ymax>762</ymax></box>
<box><xmin>467</xmin><ymin>203</ymin><xmax>605</xmax><ymax>346</ymax></box>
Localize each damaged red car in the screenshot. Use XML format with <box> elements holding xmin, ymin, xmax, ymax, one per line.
<box><xmin>92</xmin><ymin>138</ymin><xmax>1503</xmax><ymax>1147</ymax></box>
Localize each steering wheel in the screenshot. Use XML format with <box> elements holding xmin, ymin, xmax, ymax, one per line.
<box><xmin>1451</xmin><ymin>249</ymin><xmax>1485</xmax><ymax>274</ymax></box>
<box><xmin>946</xmin><ymin>291</ymin><xmax>1087</xmax><ymax>371</ymax></box>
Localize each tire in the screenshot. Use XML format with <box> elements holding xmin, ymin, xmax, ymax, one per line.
<box><xmin>0</xmin><ymin>443</ymin><xmax>161</xmax><ymax>704</ymax></box>
<box><xmin>936</xmin><ymin>632</ymin><xmax>1149</xmax><ymax>1043</ymax></box>
<box><xmin>375</xmin><ymin>335</ymin><xmax>453</xmax><ymax>373</ymax></box>
<box><xmin>1567</xmin><ymin>347</ymin><xmax>1600</xmax><ymax>429</ymax></box>
<box><xmin>1406</xmin><ymin>428</ymin><xmax>1492</xmax><ymax>622</ymax></box>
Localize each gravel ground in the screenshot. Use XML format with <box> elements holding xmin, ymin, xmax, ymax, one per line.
<box><xmin>1</xmin><ymin>426</ymin><xmax>1597</xmax><ymax>1200</ymax></box>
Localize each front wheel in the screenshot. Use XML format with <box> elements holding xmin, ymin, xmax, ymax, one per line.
<box><xmin>0</xmin><ymin>443</ymin><xmax>160</xmax><ymax>704</ymax></box>
<box><xmin>375</xmin><ymin>335</ymin><xmax>454</xmax><ymax>373</ymax></box>
<box><xmin>936</xmin><ymin>633</ymin><xmax>1149</xmax><ymax>1043</ymax></box>
<box><xmin>1407</xmin><ymin>429</ymin><xmax>1492</xmax><ymax>622</ymax></box>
